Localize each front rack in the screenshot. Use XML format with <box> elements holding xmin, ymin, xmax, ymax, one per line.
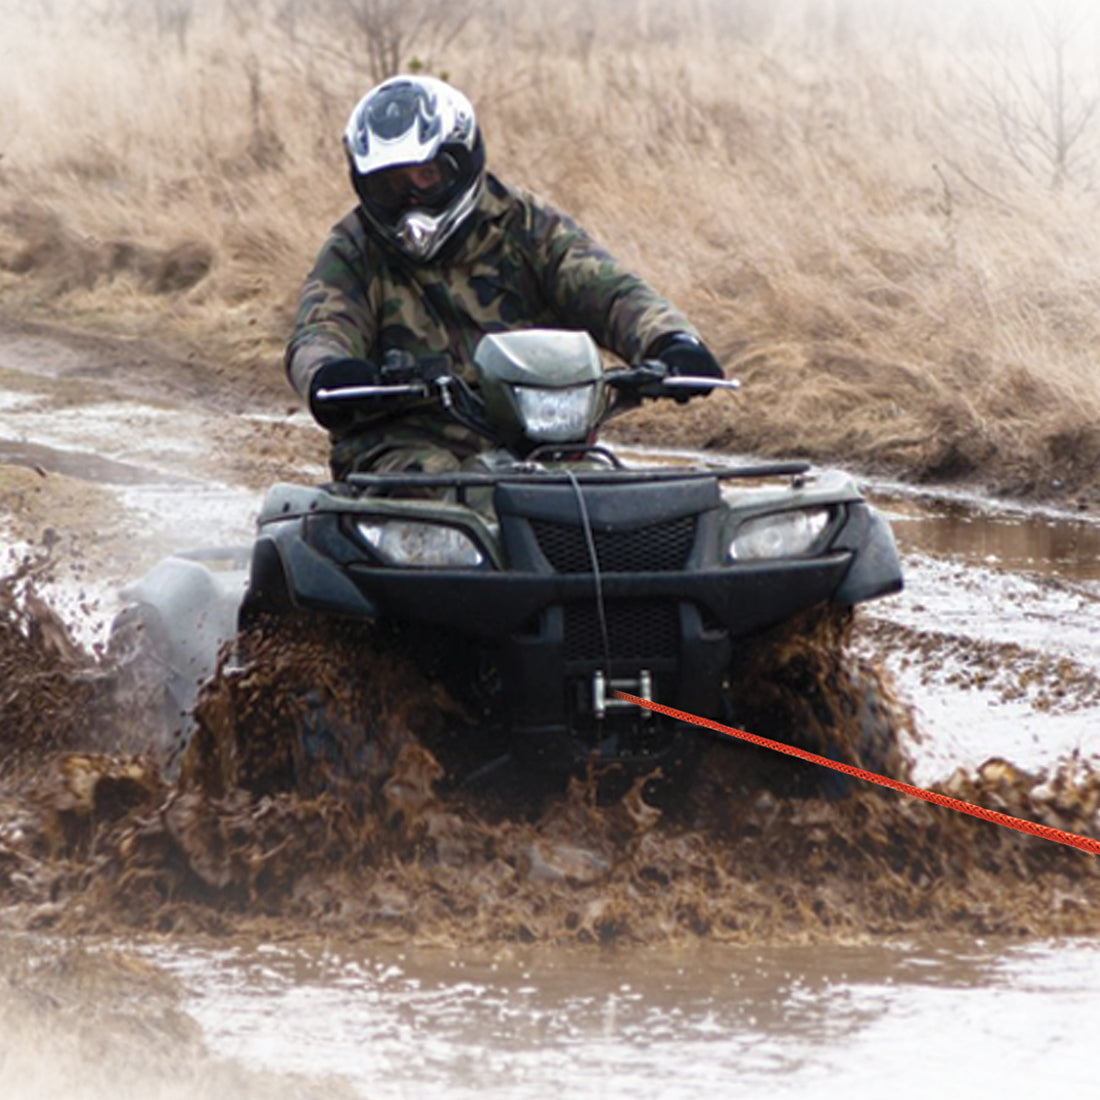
<box><xmin>345</xmin><ymin>459</ymin><xmax>812</xmax><ymax>493</ymax></box>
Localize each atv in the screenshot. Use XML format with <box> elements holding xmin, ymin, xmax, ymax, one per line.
<box><xmin>209</xmin><ymin>328</ymin><xmax>906</xmax><ymax>801</ymax></box>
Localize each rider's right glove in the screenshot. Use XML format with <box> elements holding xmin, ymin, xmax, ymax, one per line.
<box><xmin>308</xmin><ymin>357</ymin><xmax>381</xmax><ymax>430</ymax></box>
<box><xmin>648</xmin><ymin>333</ymin><xmax>723</xmax><ymax>402</ymax></box>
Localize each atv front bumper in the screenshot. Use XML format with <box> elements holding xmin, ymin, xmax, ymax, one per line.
<box><xmin>245</xmin><ymin>472</ymin><xmax>901</xmax><ymax>772</ymax></box>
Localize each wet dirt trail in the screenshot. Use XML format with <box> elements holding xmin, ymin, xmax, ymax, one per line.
<box><xmin>2</xmin><ymin>323</ymin><xmax>1099</xmax><ymax>1098</ymax></box>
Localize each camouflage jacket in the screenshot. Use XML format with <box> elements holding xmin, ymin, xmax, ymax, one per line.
<box><xmin>286</xmin><ymin>174</ymin><xmax>698</xmax><ymax>439</ymax></box>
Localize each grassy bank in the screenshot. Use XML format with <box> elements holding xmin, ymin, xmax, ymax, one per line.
<box><xmin>3</xmin><ymin>0</ymin><xmax>1100</xmax><ymax>501</ymax></box>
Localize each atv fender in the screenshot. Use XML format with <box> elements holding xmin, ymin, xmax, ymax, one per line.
<box><xmin>833</xmin><ymin>502</ymin><xmax>903</xmax><ymax>605</ymax></box>
<box><xmin>256</xmin><ymin>520</ymin><xmax>377</xmax><ymax>620</ymax></box>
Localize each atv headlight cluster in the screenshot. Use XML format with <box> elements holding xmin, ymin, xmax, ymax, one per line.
<box><xmin>728</xmin><ymin>507</ymin><xmax>831</xmax><ymax>561</ymax></box>
<box><xmin>513</xmin><ymin>384</ymin><xmax>597</xmax><ymax>443</ymax></box>
<box><xmin>357</xmin><ymin>520</ymin><xmax>485</xmax><ymax>568</ymax></box>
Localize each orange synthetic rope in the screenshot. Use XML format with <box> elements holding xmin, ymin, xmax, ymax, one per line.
<box><xmin>613</xmin><ymin>691</ymin><xmax>1100</xmax><ymax>857</ymax></box>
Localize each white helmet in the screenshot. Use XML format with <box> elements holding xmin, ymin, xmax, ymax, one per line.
<box><xmin>343</xmin><ymin>76</ymin><xmax>486</xmax><ymax>262</ymax></box>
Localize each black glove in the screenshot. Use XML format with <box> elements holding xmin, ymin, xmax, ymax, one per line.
<box><xmin>649</xmin><ymin>333</ymin><xmax>723</xmax><ymax>400</ymax></box>
<box><xmin>308</xmin><ymin>357</ymin><xmax>381</xmax><ymax>429</ymax></box>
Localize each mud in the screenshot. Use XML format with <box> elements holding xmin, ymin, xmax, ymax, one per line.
<box><xmin>2</xmin><ymin>326</ymin><xmax>1100</xmax><ymax>945</ymax></box>
<box><xmin>862</xmin><ymin>617</ymin><xmax>1100</xmax><ymax>714</ymax></box>
<box><xmin>4</xmin><ymin>319</ymin><xmax>1100</xmax><ymax>1096</ymax></box>
<box><xmin>1</xmin><ymin>575</ymin><xmax>1098</xmax><ymax>950</ymax></box>
<box><xmin>0</xmin><ymin>545</ymin><xmax>108</xmax><ymax>777</ymax></box>
<box><xmin>0</xmin><ymin>313</ymin><xmax>295</xmax><ymax>413</ymax></box>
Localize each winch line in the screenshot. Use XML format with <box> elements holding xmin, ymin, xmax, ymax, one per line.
<box><xmin>613</xmin><ymin>691</ymin><xmax>1100</xmax><ymax>857</ymax></box>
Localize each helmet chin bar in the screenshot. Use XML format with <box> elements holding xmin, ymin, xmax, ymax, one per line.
<box><xmin>396</xmin><ymin>211</ymin><xmax>440</xmax><ymax>261</ymax></box>
<box><xmin>375</xmin><ymin>173</ymin><xmax>484</xmax><ymax>262</ymax></box>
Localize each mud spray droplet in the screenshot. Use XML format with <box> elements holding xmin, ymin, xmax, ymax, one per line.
<box><xmin>2</xmin><ymin>582</ymin><xmax>1100</xmax><ymax>943</ymax></box>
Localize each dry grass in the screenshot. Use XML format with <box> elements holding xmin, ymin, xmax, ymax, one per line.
<box><xmin>3</xmin><ymin>0</ymin><xmax>1100</xmax><ymax>499</ymax></box>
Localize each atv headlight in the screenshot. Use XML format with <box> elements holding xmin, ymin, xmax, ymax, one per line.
<box><xmin>728</xmin><ymin>508</ymin><xmax>831</xmax><ymax>561</ymax></box>
<box><xmin>357</xmin><ymin>521</ymin><xmax>485</xmax><ymax>568</ymax></box>
<box><xmin>513</xmin><ymin>384</ymin><xmax>597</xmax><ymax>443</ymax></box>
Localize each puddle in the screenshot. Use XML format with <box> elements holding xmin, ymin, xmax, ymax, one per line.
<box><xmin>0</xmin><ymin>436</ymin><xmax>187</xmax><ymax>486</ymax></box>
<box><xmin>138</xmin><ymin>937</ymin><xmax>1100</xmax><ymax>1099</ymax></box>
<box><xmin>876</xmin><ymin>493</ymin><xmax>1100</xmax><ymax>582</ymax></box>
<box><xmin>0</xmin><ymin>333</ymin><xmax>88</xmax><ymax>379</ymax></box>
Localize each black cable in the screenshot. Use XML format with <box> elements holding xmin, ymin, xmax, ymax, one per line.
<box><xmin>565</xmin><ymin>470</ymin><xmax>612</xmax><ymax>677</ymax></box>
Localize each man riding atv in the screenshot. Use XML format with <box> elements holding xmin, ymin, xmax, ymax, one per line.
<box><xmin>286</xmin><ymin>75</ymin><xmax>723</xmax><ymax>477</ymax></box>
<box><xmin>107</xmin><ymin>77</ymin><xmax>907</xmax><ymax>807</ymax></box>
<box><xmin>125</xmin><ymin>74</ymin><xmax>905</xmax><ymax>804</ymax></box>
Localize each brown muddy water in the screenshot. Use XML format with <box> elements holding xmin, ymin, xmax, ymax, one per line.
<box><xmin>126</xmin><ymin>935</ymin><xmax>1100</xmax><ymax>1096</ymax></box>
<box><xmin>881</xmin><ymin>488</ymin><xmax>1100</xmax><ymax>581</ymax></box>
<box><xmin>3</xmin><ymin>930</ymin><xmax>1097</xmax><ymax>1098</ymax></box>
<box><xmin>3</xmin><ymin>338</ymin><xmax>1100</xmax><ymax>1097</ymax></box>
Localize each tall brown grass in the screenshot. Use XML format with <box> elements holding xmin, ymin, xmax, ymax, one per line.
<box><xmin>2</xmin><ymin>0</ymin><xmax>1100</xmax><ymax>499</ymax></box>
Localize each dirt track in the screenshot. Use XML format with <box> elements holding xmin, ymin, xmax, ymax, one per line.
<box><xmin>0</xmin><ymin>317</ymin><xmax>325</xmax><ymax>585</ymax></box>
<box><xmin>4</xmin><ymin>317</ymin><xmax>1100</xmax><ymax>1100</ymax></box>
<box><xmin>2</xmin><ymin>315</ymin><xmax>1099</xmax><ymax>935</ymax></box>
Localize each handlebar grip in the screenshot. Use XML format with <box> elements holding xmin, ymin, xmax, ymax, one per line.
<box><xmin>605</xmin><ymin>362</ymin><xmax>668</xmax><ymax>390</ymax></box>
<box><xmin>313</xmin><ymin>381</ymin><xmax>430</xmax><ymax>402</ymax></box>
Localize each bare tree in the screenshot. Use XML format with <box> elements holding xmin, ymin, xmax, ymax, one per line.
<box><xmin>94</xmin><ymin>0</ymin><xmax>197</xmax><ymax>52</ymax></box>
<box><xmin>327</xmin><ymin>0</ymin><xmax>481</xmax><ymax>82</ymax></box>
<box><xmin>970</xmin><ymin>0</ymin><xmax>1100</xmax><ymax>190</ymax></box>
<box><xmin>153</xmin><ymin>0</ymin><xmax>196</xmax><ymax>52</ymax></box>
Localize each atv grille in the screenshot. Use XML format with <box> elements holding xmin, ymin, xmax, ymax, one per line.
<box><xmin>564</xmin><ymin>601</ymin><xmax>679</xmax><ymax>661</ymax></box>
<box><xmin>530</xmin><ymin>516</ymin><xmax>696</xmax><ymax>573</ymax></box>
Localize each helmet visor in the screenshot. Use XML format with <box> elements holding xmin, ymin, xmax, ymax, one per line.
<box><xmin>358</xmin><ymin>153</ymin><xmax>463</xmax><ymax>220</ymax></box>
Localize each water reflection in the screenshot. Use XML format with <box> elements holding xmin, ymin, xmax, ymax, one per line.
<box><xmin>879</xmin><ymin>495</ymin><xmax>1100</xmax><ymax>580</ymax></box>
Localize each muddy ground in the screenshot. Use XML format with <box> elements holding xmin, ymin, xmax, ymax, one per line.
<box><xmin>2</xmin><ymin>317</ymin><xmax>1100</xmax><ymax>956</ymax></box>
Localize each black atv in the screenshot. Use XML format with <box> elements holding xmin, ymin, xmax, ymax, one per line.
<box><xmin>219</xmin><ymin>328</ymin><xmax>905</xmax><ymax>800</ymax></box>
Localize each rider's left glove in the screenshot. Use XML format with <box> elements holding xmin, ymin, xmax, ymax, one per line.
<box><xmin>308</xmin><ymin>357</ymin><xmax>382</xmax><ymax>430</ymax></box>
<box><xmin>648</xmin><ymin>333</ymin><xmax>723</xmax><ymax>401</ymax></box>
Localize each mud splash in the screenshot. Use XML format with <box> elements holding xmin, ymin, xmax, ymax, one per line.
<box><xmin>2</xmin><ymin>575</ymin><xmax>1100</xmax><ymax>946</ymax></box>
<box><xmin>0</xmin><ymin>542</ymin><xmax>108</xmax><ymax>778</ymax></box>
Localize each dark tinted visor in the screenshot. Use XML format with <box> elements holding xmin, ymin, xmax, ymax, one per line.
<box><xmin>359</xmin><ymin>153</ymin><xmax>462</xmax><ymax>217</ymax></box>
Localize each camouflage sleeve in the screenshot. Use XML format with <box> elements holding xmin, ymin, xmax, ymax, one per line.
<box><xmin>284</xmin><ymin>212</ymin><xmax>380</xmax><ymax>399</ymax></box>
<box><xmin>522</xmin><ymin>194</ymin><xmax>698</xmax><ymax>363</ymax></box>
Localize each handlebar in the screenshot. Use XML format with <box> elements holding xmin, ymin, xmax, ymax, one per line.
<box><xmin>658</xmin><ymin>375</ymin><xmax>742</xmax><ymax>392</ymax></box>
<box><xmin>313</xmin><ymin>381</ymin><xmax>430</xmax><ymax>402</ymax></box>
<box><xmin>313</xmin><ymin>353</ymin><xmax>492</xmax><ymax>439</ymax></box>
<box><xmin>604</xmin><ymin>360</ymin><xmax>740</xmax><ymax>406</ymax></box>
<box><xmin>311</xmin><ymin>355</ymin><xmax>740</xmax><ymax>430</ymax></box>
<box><xmin>312</xmin><ymin>350</ymin><xmax>449</xmax><ymax>404</ymax></box>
